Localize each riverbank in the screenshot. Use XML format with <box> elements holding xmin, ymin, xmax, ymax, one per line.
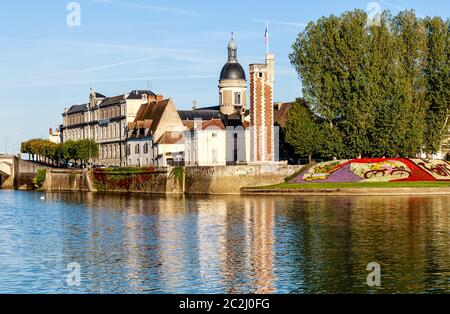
<box><xmin>37</xmin><ymin>164</ymin><xmax>302</xmax><ymax>195</ymax></box>
<box><xmin>241</xmin><ymin>181</ymin><xmax>450</xmax><ymax>195</ymax></box>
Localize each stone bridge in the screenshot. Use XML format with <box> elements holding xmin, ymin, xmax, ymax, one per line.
<box><xmin>0</xmin><ymin>156</ymin><xmax>49</xmax><ymax>189</ymax></box>
<box><xmin>0</xmin><ymin>155</ymin><xmax>17</xmax><ymax>189</ymax></box>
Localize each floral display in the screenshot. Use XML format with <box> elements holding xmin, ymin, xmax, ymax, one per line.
<box><xmin>351</xmin><ymin>160</ymin><xmax>410</xmax><ymax>182</ymax></box>
<box><xmin>302</xmin><ymin>160</ymin><xmax>349</xmax><ymax>182</ymax></box>
<box><xmin>289</xmin><ymin>158</ymin><xmax>450</xmax><ymax>183</ymax></box>
<box><xmin>410</xmin><ymin>159</ymin><xmax>450</xmax><ymax>181</ymax></box>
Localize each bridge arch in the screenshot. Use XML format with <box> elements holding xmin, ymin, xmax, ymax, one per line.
<box><xmin>0</xmin><ymin>161</ymin><xmax>12</xmax><ymax>174</ymax></box>
<box><xmin>0</xmin><ymin>160</ymin><xmax>14</xmax><ymax>188</ymax></box>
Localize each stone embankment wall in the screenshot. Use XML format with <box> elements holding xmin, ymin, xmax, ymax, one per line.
<box><xmin>16</xmin><ymin>160</ymin><xmax>50</xmax><ymax>190</ymax></box>
<box><xmin>42</xmin><ymin>169</ymin><xmax>92</xmax><ymax>192</ymax></box>
<box><xmin>90</xmin><ymin>167</ymin><xmax>183</xmax><ymax>194</ymax></box>
<box><xmin>184</xmin><ymin>164</ymin><xmax>302</xmax><ymax>194</ymax></box>
<box><xmin>38</xmin><ymin>164</ymin><xmax>301</xmax><ymax>194</ymax></box>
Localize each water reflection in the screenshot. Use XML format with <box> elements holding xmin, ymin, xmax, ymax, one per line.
<box><xmin>0</xmin><ymin>191</ymin><xmax>448</xmax><ymax>293</ymax></box>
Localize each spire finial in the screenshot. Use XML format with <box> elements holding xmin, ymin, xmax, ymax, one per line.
<box><xmin>231</xmin><ymin>31</ymin><xmax>234</xmax><ymax>40</ymax></box>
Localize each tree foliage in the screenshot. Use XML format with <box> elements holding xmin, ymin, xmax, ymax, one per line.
<box><xmin>288</xmin><ymin>9</ymin><xmax>449</xmax><ymax>159</ymax></box>
<box><xmin>20</xmin><ymin>139</ymin><xmax>99</xmax><ymax>166</ymax></box>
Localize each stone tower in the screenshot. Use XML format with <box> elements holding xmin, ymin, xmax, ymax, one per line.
<box><xmin>249</xmin><ymin>53</ymin><xmax>275</xmax><ymax>162</ymax></box>
<box><xmin>218</xmin><ymin>33</ymin><xmax>247</xmax><ymax>116</ymax></box>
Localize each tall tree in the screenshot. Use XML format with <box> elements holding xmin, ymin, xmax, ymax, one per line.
<box><xmin>423</xmin><ymin>17</ymin><xmax>450</xmax><ymax>154</ymax></box>
<box><xmin>285</xmin><ymin>101</ymin><xmax>321</xmax><ymax>162</ymax></box>
<box><xmin>289</xmin><ymin>9</ymin><xmax>448</xmax><ymax>159</ymax></box>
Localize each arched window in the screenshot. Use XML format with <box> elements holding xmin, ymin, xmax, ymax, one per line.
<box><xmin>234</xmin><ymin>92</ymin><xmax>241</xmax><ymax>105</ymax></box>
<box><xmin>135</xmin><ymin>144</ymin><xmax>140</xmax><ymax>154</ymax></box>
<box><xmin>143</xmin><ymin>143</ymin><xmax>149</xmax><ymax>154</ymax></box>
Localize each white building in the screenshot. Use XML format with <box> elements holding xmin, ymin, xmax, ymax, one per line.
<box><xmin>48</xmin><ymin>127</ymin><xmax>61</xmax><ymax>144</ymax></box>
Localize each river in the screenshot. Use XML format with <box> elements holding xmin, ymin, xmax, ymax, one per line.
<box><xmin>0</xmin><ymin>190</ymin><xmax>448</xmax><ymax>293</ymax></box>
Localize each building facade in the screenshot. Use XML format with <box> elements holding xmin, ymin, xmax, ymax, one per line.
<box><xmin>127</xmin><ymin>98</ymin><xmax>185</xmax><ymax>167</ymax></box>
<box><xmin>48</xmin><ymin>127</ymin><xmax>61</xmax><ymax>144</ymax></box>
<box><xmin>182</xmin><ymin>36</ymin><xmax>281</xmax><ymax>166</ymax></box>
<box><xmin>61</xmin><ymin>89</ymin><xmax>159</xmax><ymax>167</ymax></box>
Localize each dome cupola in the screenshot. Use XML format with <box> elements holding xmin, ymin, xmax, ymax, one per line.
<box><xmin>220</xmin><ymin>33</ymin><xmax>246</xmax><ymax>81</ymax></box>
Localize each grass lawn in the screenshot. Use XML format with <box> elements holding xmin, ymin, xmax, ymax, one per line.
<box><xmin>249</xmin><ymin>181</ymin><xmax>450</xmax><ymax>190</ymax></box>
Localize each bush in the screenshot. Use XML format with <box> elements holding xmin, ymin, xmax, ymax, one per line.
<box><xmin>32</xmin><ymin>169</ymin><xmax>47</xmax><ymax>190</ymax></box>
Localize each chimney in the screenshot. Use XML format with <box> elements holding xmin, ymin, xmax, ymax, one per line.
<box><xmin>156</xmin><ymin>94</ymin><xmax>164</xmax><ymax>102</ymax></box>
<box><xmin>49</xmin><ymin>128</ymin><xmax>53</xmax><ymax>135</ymax></box>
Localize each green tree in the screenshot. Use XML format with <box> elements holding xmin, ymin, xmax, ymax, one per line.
<box><xmin>75</xmin><ymin>139</ymin><xmax>99</xmax><ymax>166</ymax></box>
<box><xmin>289</xmin><ymin>9</ymin><xmax>448</xmax><ymax>159</ymax></box>
<box><xmin>423</xmin><ymin>17</ymin><xmax>450</xmax><ymax>154</ymax></box>
<box><xmin>285</xmin><ymin>100</ymin><xmax>322</xmax><ymax>162</ymax></box>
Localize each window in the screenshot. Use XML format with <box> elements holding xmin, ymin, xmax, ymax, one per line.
<box><xmin>234</xmin><ymin>92</ymin><xmax>241</xmax><ymax>105</ymax></box>
<box><xmin>144</xmin><ymin>143</ymin><xmax>149</xmax><ymax>154</ymax></box>
<box><xmin>258</xmin><ymin>72</ymin><xmax>263</xmax><ymax>78</ymax></box>
<box><xmin>135</xmin><ymin>144</ymin><xmax>140</xmax><ymax>154</ymax></box>
<box><xmin>219</xmin><ymin>92</ymin><xmax>222</xmax><ymax>105</ymax></box>
<box><xmin>212</xmin><ymin>133</ymin><xmax>217</xmax><ymax>138</ymax></box>
<box><xmin>127</xmin><ymin>144</ymin><xmax>131</xmax><ymax>156</ymax></box>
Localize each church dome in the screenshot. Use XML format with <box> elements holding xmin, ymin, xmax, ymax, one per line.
<box><xmin>220</xmin><ymin>62</ymin><xmax>246</xmax><ymax>80</ymax></box>
<box><xmin>219</xmin><ymin>33</ymin><xmax>246</xmax><ymax>81</ymax></box>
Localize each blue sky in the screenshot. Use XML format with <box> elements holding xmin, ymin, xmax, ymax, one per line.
<box><xmin>0</xmin><ymin>0</ymin><xmax>449</xmax><ymax>153</ymax></box>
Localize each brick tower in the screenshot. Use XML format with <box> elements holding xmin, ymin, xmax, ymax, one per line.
<box><xmin>249</xmin><ymin>53</ymin><xmax>275</xmax><ymax>162</ymax></box>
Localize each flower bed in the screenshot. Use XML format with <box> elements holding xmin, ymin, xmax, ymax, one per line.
<box><xmin>290</xmin><ymin>158</ymin><xmax>449</xmax><ymax>183</ymax></box>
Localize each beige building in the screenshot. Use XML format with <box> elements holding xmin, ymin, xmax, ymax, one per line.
<box><xmin>61</xmin><ymin>89</ymin><xmax>160</xmax><ymax>166</ymax></box>
<box><xmin>127</xmin><ymin>98</ymin><xmax>185</xmax><ymax>167</ymax></box>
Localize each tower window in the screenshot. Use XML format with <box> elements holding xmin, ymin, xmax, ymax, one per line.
<box><xmin>219</xmin><ymin>92</ymin><xmax>222</xmax><ymax>105</ymax></box>
<box><xmin>234</xmin><ymin>92</ymin><xmax>241</xmax><ymax>105</ymax></box>
<box><xmin>258</xmin><ymin>72</ymin><xmax>263</xmax><ymax>78</ymax></box>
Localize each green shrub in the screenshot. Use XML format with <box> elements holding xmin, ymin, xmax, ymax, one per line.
<box><xmin>32</xmin><ymin>169</ymin><xmax>47</xmax><ymax>190</ymax></box>
<box><xmin>169</xmin><ymin>166</ymin><xmax>184</xmax><ymax>185</ymax></box>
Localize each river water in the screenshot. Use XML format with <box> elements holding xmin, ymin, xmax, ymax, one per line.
<box><xmin>0</xmin><ymin>190</ymin><xmax>448</xmax><ymax>293</ymax></box>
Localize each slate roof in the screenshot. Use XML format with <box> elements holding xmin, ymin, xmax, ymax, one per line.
<box><xmin>177</xmin><ymin>109</ymin><xmax>222</xmax><ymax>121</ymax></box>
<box><xmin>66</xmin><ymin>104</ymin><xmax>88</xmax><ymax>115</ymax></box>
<box><xmin>99</xmin><ymin>95</ymin><xmax>125</xmax><ymax>107</ymax></box>
<box><xmin>126</xmin><ymin>90</ymin><xmax>157</xmax><ymax>99</ymax></box>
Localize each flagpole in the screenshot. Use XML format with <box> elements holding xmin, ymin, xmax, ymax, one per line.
<box><xmin>266</xmin><ymin>21</ymin><xmax>269</xmax><ymax>55</ymax></box>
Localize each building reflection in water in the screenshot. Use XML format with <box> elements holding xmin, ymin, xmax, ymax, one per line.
<box><xmin>45</xmin><ymin>192</ymin><xmax>450</xmax><ymax>293</ymax></box>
